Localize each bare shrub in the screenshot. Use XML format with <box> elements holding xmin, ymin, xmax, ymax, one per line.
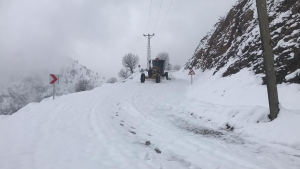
<box><xmin>75</xmin><ymin>79</ymin><xmax>94</xmax><ymax>92</ymax></box>
<box><xmin>106</xmin><ymin>77</ymin><xmax>117</xmax><ymax>84</ymax></box>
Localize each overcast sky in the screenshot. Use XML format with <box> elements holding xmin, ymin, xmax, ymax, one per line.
<box><xmin>0</xmin><ymin>0</ymin><xmax>237</xmax><ymax>81</ymax></box>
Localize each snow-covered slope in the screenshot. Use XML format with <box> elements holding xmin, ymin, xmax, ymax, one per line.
<box><xmin>0</xmin><ymin>58</ymin><xmax>105</xmax><ymax>115</ymax></box>
<box><xmin>185</xmin><ymin>0</ymin><xmax>300</xmax><ymax>84</ymax></box>
<box><xmin>0</xmin><ymin>72</ymin><xmax>299</xmax><ymax>169</ymax></box>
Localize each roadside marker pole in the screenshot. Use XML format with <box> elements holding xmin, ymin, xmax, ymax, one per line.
<box><xmin>188</xmin><ymin>68</ymin><xmax>195</xmax><ymax>85</ymax></box>
<box><xmin>50</xmin><ymin>74</ymin><xmax>59</xmax><ymax>100</ymax></box>
<box><xmin>53</xmin><ymin>83</ymin><xmax>55</xmax><ymax>100</ymax></box>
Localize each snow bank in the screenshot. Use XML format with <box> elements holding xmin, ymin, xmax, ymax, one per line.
<box><xmin>241</xmin><ymin>106</ymin><xmax>300</xmax><ymax>149</ymax></box>
<box><xmin>174</xmin><ymin>67</ymin><xmax>300</xmax><ymax>149</ymax></box>
<box><xmin>182</xmin><ymin>67</ymin><xmax>300</xmax><ymax>109</ymax></box>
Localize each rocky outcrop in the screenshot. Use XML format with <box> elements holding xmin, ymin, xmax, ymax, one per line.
<box><xmin>185</xmin><ymin>0</ymin><xmax>300</xmax><ymax>84</ymax></box>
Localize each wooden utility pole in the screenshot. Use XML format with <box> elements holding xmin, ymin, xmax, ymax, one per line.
<box><xmin>256</xmin><ymin>0</ymin><xmax>279</xmax><ymax>120</ymax></box>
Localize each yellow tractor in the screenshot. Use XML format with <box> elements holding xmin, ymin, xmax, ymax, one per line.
<box><xmin>140</xmin><ymin>59</ymin><xmax>168</xmax><ymax>83</ymax></box>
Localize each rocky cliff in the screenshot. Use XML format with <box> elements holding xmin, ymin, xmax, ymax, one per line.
<box><xmin>185</xmin><ymin>0</ymin><xmax>300</xmax><ymax>84</ymax></box>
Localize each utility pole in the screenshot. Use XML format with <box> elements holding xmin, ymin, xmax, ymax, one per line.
<box><xmin>143</xmin><ymin>33</ymin><xmax>155</xmax><ymax>70</ymax></box>
<box><xmin>256</xmin><ymin>0</ymin><xmax>279</xmax><ymax>120</ymax></box>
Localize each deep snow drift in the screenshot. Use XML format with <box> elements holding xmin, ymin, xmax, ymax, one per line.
<box><xmin>0</xmin><ymin>69</ymin><xmax>300</xmax><ymax>169</ymax></box>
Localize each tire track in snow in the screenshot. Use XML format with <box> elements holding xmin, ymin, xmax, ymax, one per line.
<box><xmin>114</xmin><ymin>92</ymin><xmax>206</xmax><ymax>168</ymax></box>
<box><xmin>110</xmin><ymin>78</ymin><xmax>300</xmax><ymax>169</ymax></box>
<box><xmin>83</xmin><ymin>89</ymin><xmax>159</xmax><ymax>169</ymax></box>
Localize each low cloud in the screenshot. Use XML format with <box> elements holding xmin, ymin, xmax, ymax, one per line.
<box><xmin>0</xmin><ymin>0</ymin><xmax>237</xmax><ymax>83</ymax></box>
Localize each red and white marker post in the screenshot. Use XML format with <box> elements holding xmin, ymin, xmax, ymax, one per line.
<box><xmin>50</xmin><ymin>74</ymin><xmax>59</xmax><ymax>100</ymax></box>
<box><xmin>188</xmin><ymin>68</ymin><xmax>195</xmax><ymax>85</ymax></box>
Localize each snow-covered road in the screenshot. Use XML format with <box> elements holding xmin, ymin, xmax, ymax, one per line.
<box><xmin>0</xmin><ymin>73</ymin><xmax>299</xmax><ymax>169</ymax></box>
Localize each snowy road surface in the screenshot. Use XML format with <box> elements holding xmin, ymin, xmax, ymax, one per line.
<box><xmin>0</xmin><ymin>73</ymin><xmax>299</xmax><ymax>169</ymax></box>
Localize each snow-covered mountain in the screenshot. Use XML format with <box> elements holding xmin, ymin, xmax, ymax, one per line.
<box><xmin>0</xmin><ymin>58</ymin><xmax>105</xmax><ymax>115</ymax></box>
<box><xmin>185</xmin><ymin>0</ymin><xmax>300</xmax><ymax>84</ymax></box>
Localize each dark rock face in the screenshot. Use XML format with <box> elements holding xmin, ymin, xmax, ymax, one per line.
<box><xmin>185</xmin><ymin>0</ymin><xmax>300</xmax><ymax>84</ymax></box>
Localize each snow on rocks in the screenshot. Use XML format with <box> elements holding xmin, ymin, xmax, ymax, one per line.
<box><xmin>285</xmin><ymin>69</ymin><xmax>300</xmax><ymax>81</ymax></box>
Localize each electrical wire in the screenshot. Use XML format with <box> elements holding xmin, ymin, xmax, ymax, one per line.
<box><xmin>146</xmin><ymin>0</ymin><xmax>153</xmax><ymax>33</ymax></box>
<box><xmin>152</xmin><ymin>39</ymin><xmax>165</xmax><ymax>52</ymax></box>
<box><xmin>153</xmin><ymin>0</ymin><xmax>163</xmax><ymax>33</ymax></box>
<box><xmin>154</xmin><ymin>38</ymin><xmax>167</xmax><ymax>52</ymax></box>
<box><xmin>157</xmin><ymin>0</ymin><xmax>173</xmax><ymax>33</ymax></box>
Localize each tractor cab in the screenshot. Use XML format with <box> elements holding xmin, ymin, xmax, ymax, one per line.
<box><xmin>140</xmin><ymin>58</ymin><xmax>169</xmax><ymax>83</ymax></box>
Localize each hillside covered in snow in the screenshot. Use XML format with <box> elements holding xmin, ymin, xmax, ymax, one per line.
<box><xmin>0</xmin><ymin>58</ymin><xmax>105</xmax><ymax>115</ymax></box>
<box><xmin>185</xmin><ymin>0</ymin><xmax>300</xmax><ymax>84</ymax></box>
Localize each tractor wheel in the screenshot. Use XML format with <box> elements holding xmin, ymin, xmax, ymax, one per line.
<box><xmin>158</xmin><ymin>75</ymin><xmax>161</xmax><ymax>83</ymax></box>
<box><xmin>156</xmin><ymin>74</ymin><xmax>160</xmax><ymax>83</ymax></box>
<box><xmin>165</xmin><ymin>72</ymin><xmax>168</xmax><ymax>80</ymax></box>
<box><xmin>141</xmin><ymin>73</ymin><xmax>145</xmax><ymax>83</ymax></box>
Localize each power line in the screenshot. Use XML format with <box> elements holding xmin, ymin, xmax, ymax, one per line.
<box><xmin>157</xmin><ymin>0</ymin><xmax>173</xmax><ymax>33</ymax></box>
<box><xmin>152</xmin><ymin>39</ymin><xmax>165</xmax><ymax>52</ymax></box>
<box><xmin>146</xmin><ymin>0</ymin><xmax>153</xmax><ymax>33</ymax></box>
<box><xmin>153</xmin><ymin>0</ymin><xmax>163</xmax><ymax>33</ymax></box>
<box><xmin>153</xmin><ymin>38</ymin><xmax>166</xmax><ymax>52</ymax></box>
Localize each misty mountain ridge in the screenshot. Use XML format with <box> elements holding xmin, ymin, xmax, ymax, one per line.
<box><xmin>185</xmin><ymin>0</ymin><xmax>300</xmax><ymax>84</ymax></box>
<box><xmin>0</xmin><ymin>58</ymin><xmax>105</xmax><ymax>115</ymax></box>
